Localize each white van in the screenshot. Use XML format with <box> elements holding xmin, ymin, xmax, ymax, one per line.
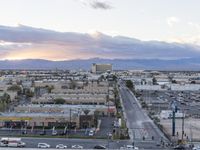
<box><xmin>0</xmin><ymin>137</ymin><xmax>26</xmax><ymax>147</ymax></box>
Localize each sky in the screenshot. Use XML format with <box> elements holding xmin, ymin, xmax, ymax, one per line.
<box><xmin>0</xmin><ymin>0</ymin><xmax>200</xmax><ymax>60</ymax></box>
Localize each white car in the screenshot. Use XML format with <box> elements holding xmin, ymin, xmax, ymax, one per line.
<box><xmin>52</xmin><ymin>130</ymin><xmax>58</xmax><ymax>136</ymax></box>
<box><xmin>193</xmin><ymin>146</ymin><xmax>200</xmax><ymax>150</ymax></box>
<box><xmin>126</xmin><ymin>145</ymin><xmax>139</xmax><ymax>150</ymax></box>
<box><xmin>17</xmin><ymin>142</ymin><xmax>26</xmax><ymax>147</ymax></box>
<box><xmin>38</xmin><ymin>143</ymin><xmax>50</xmax><ymax>148</ymax></box>
<box><xmin>72</xmin><ymin>145</ymin><xmax>83</xmax><ymax>149</ymax></box>
<box><xmin>89</xmin><ymin>130</ymin><xmax>94</xmax><ymax>136</ymax></box>
<box><xmin>56</xmin><ymin>144</ymin><xmax>67</xmax><ymax>149</ymax></box>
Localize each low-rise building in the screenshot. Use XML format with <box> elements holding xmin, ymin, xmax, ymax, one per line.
<box><xmin>0</xmin><ymin>104</ymin><xmax>116</xmax><ymax>128</ymax></box>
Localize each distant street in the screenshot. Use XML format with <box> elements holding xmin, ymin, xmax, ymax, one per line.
<box><xmin>119</xmin><ymin>81</ymin><xmax>168</xmax><ymax>142</ymax></box>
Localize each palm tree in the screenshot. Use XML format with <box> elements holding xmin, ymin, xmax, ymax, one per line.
<box><xmin>83</xmin><ymin>109</ymin><xmax>90</xmax><ymax>115</ymax></box>
<box><xmin>0</xmin><ymin>93</ymin><xmax>11</xmax><ymax>111</ymax></box>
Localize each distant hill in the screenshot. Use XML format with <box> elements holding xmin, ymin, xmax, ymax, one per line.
<box><xmin>0</xmin><ymin>58</ymin><xmax>200</xmax><ymax>71</ymax></box>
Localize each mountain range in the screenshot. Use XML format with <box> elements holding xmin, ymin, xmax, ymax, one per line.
<box><xmin>0</xmin><ymin>58</ymin><xmax>200</xmax><ymax>71</ymax></box>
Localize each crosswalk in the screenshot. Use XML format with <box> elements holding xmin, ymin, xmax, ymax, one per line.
<box><xmin>132</xmin><ymin>129</ymin><xmax>149</xmax><ymax>140</ymax></box>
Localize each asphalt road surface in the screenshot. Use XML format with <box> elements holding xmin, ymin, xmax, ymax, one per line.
<box><xmin>119</xmin><ymin>81</ymin><xmax>168</xmax><ymax>142</ymax></box>
<box><xmin>0</xmin><ymin>136</ymin><xmax>173</xmax><ymax>149</ymax></box>
<box><xmin>0</xmin><ymin>137</ymin><xmax>129</xmax><ymax>149</ymax></box>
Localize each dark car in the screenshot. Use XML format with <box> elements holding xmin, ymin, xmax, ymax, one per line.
<box><xmin>59</xmin><ymin>132</ymin><xmax>67</xmax><ymax>136</ymax></box>
<box><xmin>173</xmin><ymin>145</ymin><xmax>187</xmax><ymax>150</ymax></box>
<box><xmin>93</xmin><ymin>145</ymin><xmax>106</xmax><ymax>149</ymax></box>
<box><xmin>39</xmin><ymin>131</ymin><xmax>46</xmax><ymax>135</ymax></box>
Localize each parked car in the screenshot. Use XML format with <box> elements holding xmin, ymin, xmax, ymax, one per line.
<box><xmin>193</xmin><ymin>146</ymin><xmax>200</xmax><ymax>150</ymax></box>
<box><xmin>56</xmin><ymin>144</ymin><xmax>67</xmax><ymax>149</ymax></box>
<box><xmin>93</xmin><ymin>145</ymin><xmax>106</xmax><ymax>149</ymax></box>
<box><xmin>126</xmin><ymin>145</ymin><xmax>139</xmax><ymax>150</ymax></box>
<box><xmin>156</xmin><ymin>142</ymin><xmax>161</xmax><ymax>146</ymax></box>
<box><xmin>89</xmin><ymin>130</ymin><xmax>94</xmax><ymax>136</ymax></box>
<box><xmin>52</xmin><ymin>130</ymin><xmax>57</xmax><ymax>136</ymax></box>
<box><xmin>39</xmin><ymin>131</ymin><xmax>46</xmax><ymax>135</ymax></box>
<box><xmin>38</xmin><ymin>143</ymin><xmax>50</xmax><ymax>148</ymax></box>
<box><xmin>22</xmin><ymin>130</ymin><xmax>27</xmax><ymax>134</ymax></box>
<box><xmin>59</xmin><ymin>132</ymin><xmax>66</xmax><ymax>136</ymax></box>
<box><xmin>72</xmin><ymin>145</ymin><xmax>83</xmax><ymax>149</ymax></box>
<box><xmin>174</xmin><ymin>145</ymin><xmax>187</xmax><ymax>149</ymax></box>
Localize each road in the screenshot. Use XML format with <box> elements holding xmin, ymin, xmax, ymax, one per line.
<box><xmin>0</xmin><ymin>136</ymin><xmax>173</xmax><ymax>149</ymax></box>
<box><xmin>0</xmin><ymin>137</ymin><xmax>129</xmax><ymax>149</ymax></box>
<box><xmin>119</xmin><ymin>81</ymin><xmax>168</xmax><ymax>142</ymax></box>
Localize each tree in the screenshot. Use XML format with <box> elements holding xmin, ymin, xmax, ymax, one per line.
<box><xmin>54</xmin><ymin>98</ymin><xmax>65</xmax><ymax>104</ymax></box>
<box><xmin>172</xmin><ymin>80</ymin><xmax>177</xmax><ymax>84</ymax></box>
<box><xmin>113</xmin><ymin>87</ymin><xmax>118</xmax><ymax>101</ymax></box>
<box><xmin>152</xmin><ymin>77</ymin><xmax>157</xmax><ymax>85</ymax></box>
<box><xmin>168</xmin><ymin>75</ymin><xmax>173</xmax><ymax>82</ymax></box>
<box><xmin>24</xmin><ymin>89</ymin><xmax>34</xmax><ymax>97</ymax></box>
<box><xmin>7</xmin><ymin>85</ymin><xmax>21</xmax><ymax>92</ymax></box>
<box><xmin>141</xmin><ymin>101</ymin><xmax>148</xmax><ymax>109</ymax></box>
<box><xmin>46</xmin><ymin>85</ymin><xmax>54</xmax><ymax>93</ymax></box>
<box><xmin>98</xmin><ymin>75</ymin><xmax>104</xmax><ymax>81</ymax></box>
<box><xmin>0</xmin><ymin>93</ymin><xmax>11</xmax><ymax>111</ymax></box>
<box><xmin>126</xmin><ymin>80</ymin><xmax>136</xmax><ymax>94</ymax></box>
<box><xmin>1</xmin><ymin>93</ymin><xmax>11</xmax><ymax>104</ymax></box>
<box><xmin>112</xmin><ymin>75</ymin><xmax>117</xmax><ymax>82</ymax></box>
<box><xmin>69</xmin><ymin>80</ymin><xmax>76</xmax><ymax>89</ymax></box>
<box><xmin>83</xmin><ymin>109</ymin><xmax>90</xmax><ymax>115</ymax></box>
<box><xmin>126</xmin><ymin>80</ymin><xmax>133</xmax><ymax>89</ymax></box>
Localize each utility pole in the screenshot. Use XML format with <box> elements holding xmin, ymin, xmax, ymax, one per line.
<box><xmin>171</xmin><ymin>101</ymin><xmax>177</xmax><ymax>136</ymax></box>
<box><xmin>172</xmin><ymin>110</ymin><xmax>176</xmax><ymax>136</ymax></box>
<box><xmin>69</xmin><ymin>108</ymin><xmax>71</xmax><ymax>134</ymax></box>
<box><xmin>190</xmin><ymin>124</ymin><xmax>193</xmax><ymax>143</ymax></box>
<box><xmin>181</xmin><ymin>109</ymin><xmax>185</xmax><ymax>142</ymax></box>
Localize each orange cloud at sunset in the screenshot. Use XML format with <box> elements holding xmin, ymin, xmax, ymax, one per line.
<box><xmin>3</xmin><ymin>44</ymin><xmax>94</xmax><ymax>60</ymax></box>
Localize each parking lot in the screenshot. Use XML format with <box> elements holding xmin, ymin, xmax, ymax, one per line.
<box><xmin>137</xmin><ymin>90</ymin><xmax>200</xmax><ymax>117</ymax></box>
<box><xmin>160</xmin><ymin>118</ymin><xmax>200</xmax><ymax>141</ymax></box>
<box><xmin>135</xmin><ymin>89</ymin><xmax>200</xmax><ymax>142</ymax></box>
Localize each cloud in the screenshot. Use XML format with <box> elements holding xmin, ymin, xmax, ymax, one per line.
<box><xmin>0</xmin><ymin>24</ymin><xmax>200</xmax><ymax>60</ymax></box>
<box><xmin>168</xmin><ymin>35</ymin><xmax>200</xmax><ymax>46</ymax></box>
<box><xmin>167</xmin><ymin>17</ymin><xmax>180</xmax><ymax>27</ymax></box>
<box><xmin>167</xmin><ymin>22</ymin><xmax>200</xmax><ymax>45</ymax></box>
<box><xmin>188</xmin><ymin>22</ymin><xmax>200</xmax><ymax>32</ymax></box>
<box><xmin>78</xmin><ymin>0</ymin><xmax>112</xmax><ymax>10</ymax></box>
<box><xmin>90</xmin><ymin>1</ymin><xmax>112</xmax><ymax>9</ymax></box>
